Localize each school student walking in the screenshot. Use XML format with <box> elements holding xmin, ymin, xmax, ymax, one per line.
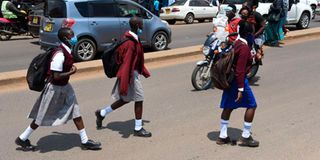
<box><xmin>15</xmin><ymin>27</ymin><xmax>101</xmax><ymax>151</ymax></box>
<box><xmin>216</xmin><ymin>20</ymin><xmax>259</xmax><ymax>147</ymax></box>
<box><xmin>95</xmin><ymin>16</ymin><xmax>152</xmax><ymax>137</ymax></box>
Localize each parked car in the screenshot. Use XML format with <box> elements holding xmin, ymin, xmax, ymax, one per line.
<box><xmin>301</xmin><ymin>0</ymin><xmax>318</xmax><ymax>19</ymax></box>
<box><xmin>160</xmin><ymin>0</ymin><xmax>219</xmax><ymax>24</ymax></box>
<box><xmin>220</xmin><ymin>0</ymin><xmax>312</xmax><ymax>29</ymax></box>
<box><xmin>28</xmin><ymin>2</ymin><xmax>44</xmax><ymax>37</ymax></box>
<box><xmin>40</xmin><ymin>0</ymin><xmax>172</xmax><ymax>62</ymax></box>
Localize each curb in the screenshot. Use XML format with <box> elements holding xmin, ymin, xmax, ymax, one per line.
<box><xmin>1</xmin><ymin>27</ymin><xmax>320</xmax><ymax>88</ymax></box>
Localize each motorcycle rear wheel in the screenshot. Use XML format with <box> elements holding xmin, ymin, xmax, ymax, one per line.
<box><xmin>191</xmin><ymin>64</ymin><xmax>212</xmax><ymax>90</ymax></box>
<box><xmin>247</xmin><ymin>64</ymin><xmax>259</xmax><ymax>80</ymax></box>
<box><xmin>0</xmin><ymin>25</ymin><xmax>12</xmax><ymax>41</ymax></box>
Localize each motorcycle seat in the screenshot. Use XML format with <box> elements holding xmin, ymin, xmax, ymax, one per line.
<box><xmin>0</xmin><ymin>18</ymin><xmax>16</xmax><ymax>23</ymax></box>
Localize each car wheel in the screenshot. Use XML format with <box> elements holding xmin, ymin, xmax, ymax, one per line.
<box><xmin>151</xmin><ymin>31</ymin><xmax>168</xmax><ymax>51</ymax></box>
<box><xmin>184</xmin><ymin>13</ymin><xmax>194</xmax><ymax>24</ymax></box>
<box><xmin>167</xmin><ymin>20</ymin><xmax>176</xmax><ymax>25</ymax></box>
<box><xmin>198</xmin><ymin>19</ymin><xmax>205</xmax><ymax>23</ymax></box>
<box><xmin>73</xmin><ymin>38</ymin><xmax>97</xmax><ymax>62</ymax></box>
<box><xmin>311</xmin><ymin>5</ymin><xmax>316</xmax><ymax>19</ymax></box>
<box><xmin>296</xmin><ymin>12</ymin><xmax>310</xmax><ymax>29</ymax></box>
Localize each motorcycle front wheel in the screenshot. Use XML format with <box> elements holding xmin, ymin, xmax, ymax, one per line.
<box><xmin>191</xmin><ymin>64</ymin><xmax>212</xmax><ymax>90</ymax></box>
<box><xmin>247</xmin><ymin>64</ymin><xmax>259</xmax><ymax>80</ymax></box>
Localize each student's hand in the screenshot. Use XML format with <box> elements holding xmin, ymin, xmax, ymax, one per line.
<box><xmin>235</xmin><ymin>91</ymin><xmax>243</xmax><ymax>103</ymax></box>
<box><xmin>70</xmin><ymin>65</ymin><xmax>77</xmax><ymax>74</ymax></box>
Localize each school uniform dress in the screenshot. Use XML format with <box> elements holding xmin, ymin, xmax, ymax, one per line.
<box><xmin>111</xmin><ymin>31</ymin><xmax>150</xmax><ymax>102</ymax></box>
<box><xmin>220</xmin><ymin>38</ymin><xmax>257</xmax><ymax>109</ymax></box>
<box><xmin>28</xmin><ymin>43</ymin><xmax>81</xmax><ymax>126</ymax></box>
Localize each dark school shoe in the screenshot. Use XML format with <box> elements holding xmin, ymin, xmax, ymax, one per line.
<box><xmin>216</xmin><ymin>136</ymin><xmax>232</xmax><ymax>145</ymax></box>
<box><xmin>238</xmin><ymin>136</ymin><xmax>260</xmax><ymax>147</ymax></box>
<box><xmin>15</xmin><ymin>137</ymin><xmax>36</xmax><ymax>151</ymax></box>
<box><xmin>81</xmin><ymin>139</ymin><xmax>102</xmax><ymax>150</ymax></box>
<box><xmin>95</xmin><ymin>110</ymin><xmax>105</xmax><ymax>129</ymax></box>
<box><xmin>134</xmin><ymin>128</ymin><xmax>152</xmax><ymax>137</ymax></box>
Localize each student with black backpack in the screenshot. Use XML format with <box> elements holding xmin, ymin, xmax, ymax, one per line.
<box><xmin>95</xmin><ymin>16</ymin><xmax>152</xmax><ymax>137</ymax></box>
<box><xmin>15</xmin><ymin>27</ymin><xmax>101</xmax><ymax>151</ymax></box>
<box><xmin>216</xmin><ymin>20</ymin><xmax>259</xmax><ymax>147</ymax></box>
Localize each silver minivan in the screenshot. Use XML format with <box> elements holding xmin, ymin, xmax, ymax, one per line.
<box><xmin>40</xmin><ymin>0</ymin><xmax>172</xmax><ymax>61</ymax></box>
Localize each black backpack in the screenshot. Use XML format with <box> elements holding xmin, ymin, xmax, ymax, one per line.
<box><xmin>26</xmin><ymin>48</ymin><xmax>57</xmax><ymax>92</ymax></box>
<box><xmin>102</xmin><ymin>38</ymin><xmax>130</xmax><ymax>78</ymax></box>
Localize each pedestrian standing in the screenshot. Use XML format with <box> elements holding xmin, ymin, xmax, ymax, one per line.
<box><xmin>154</xmin><ymin>0</ymin><xmax>160</xmax><ymax>17</ymax></box>
<box><xmin>15</xmin><ymin>27</ymin><xmax>101</xmax><ymax>151</ymax></box>
<box><xmin>264</xmin><ymin>0</ymin><xmax>286</xmax><ymax>46</ymax></box>
<box><xmin>216</xmin><ymin>20</ymin><xmax>260</xmax><ymax>147</ymax></box>
<box><xmin>95</xmin><ymin>16</ymin><xmax>152</xmax><ymax>137</ymax></box>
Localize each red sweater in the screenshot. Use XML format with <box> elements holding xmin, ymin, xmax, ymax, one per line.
<box><xmin>233</xmin><ymin>39</ymin><xmax>253</xmax><ymax>90</ymax></box>
<box><xmin>116</xmin><ymin>31</ymin><xmax>150</xmax><ymax>95</ymax></box>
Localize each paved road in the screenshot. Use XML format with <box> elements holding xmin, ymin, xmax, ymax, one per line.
<box><xmin>0</xmin><ymin>17</ymin><xmax>319</xmax><ymax>73</ymax></box>
<box><xmin>0</xmin><ymin>38</ymin><xmax>320</xmax><ymax>160</ymax></box>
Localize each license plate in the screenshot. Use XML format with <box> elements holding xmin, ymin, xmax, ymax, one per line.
<box><xmin>166</xmin><ymin>9</ymin><xmax>170</xmax><ymax>14</ymax></box>
<box><xmin>44</xmin><ymin>23</ymin><xmax>53</xmax><ymax>32</ymax></box>
<box><xmin>32</xmin><ymin>17</ymin><xmax>38</xmax><ymax>24</ymax></box>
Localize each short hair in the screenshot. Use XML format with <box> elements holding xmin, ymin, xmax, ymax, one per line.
<box><xmin>228</xmin><ymin>4</ymin><xmax>237</xmax><ymax>13</ymax></box>
<box><xmin>239</xmin><ymin>6</ymin><xmax>252</xmax><ymax>15</ymax></box>
<box><xmin>58</xmin><ymin>27</ymin><xmax>73</xmax><ymax>42</ymax></box>
<box><xmin>129</xmin><ymin>16</ymin><xmax>143</xmax><ymax>29</ymax></box>
<box><xmin>238</xmin><ymin>20</ymin><xmax>253</xmax><ymax>38</ymax></box>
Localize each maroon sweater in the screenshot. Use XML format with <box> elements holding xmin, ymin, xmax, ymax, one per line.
<box><xmin>48</xmin><ymin>44</ymin><xmax>74</xmax><ymax>86</ymax></box>
<box><xmin>116</xmin><ymin>31</ymin><xmax>150</xmax><ymax>95</ymax></box>
<box><xmin>233</xmin><ymin>39</ymin><xmax>253</xmax><ymax>90</ymax></box>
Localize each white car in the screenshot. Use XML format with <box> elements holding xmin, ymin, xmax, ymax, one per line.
<box><xmin>160</xmin><ymin>0</ymin><xmax>219</xmax><ymax>24</ymax></box>
<box><xmin>220</xmin><ymin>0</ymin><xmax>312</xmax><ymax>29</ymax></box>
<box><xmin>300</xmin><ymin>0</ymin><xmax>318</xmax><ymax>19</ymax></box>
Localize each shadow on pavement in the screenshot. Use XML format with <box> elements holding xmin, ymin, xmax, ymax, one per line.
<box><xmin>207</xmin><ymin>127</ymin><xmax>242</xmax><ymax>142</ymax></box>
<box><xmin>36</xmin><ymin>132</ymin><xmax>80</xmax><ymax>153</ymax></box>
<box><xmin>30</xmin><ymin>41</ymin><xmax>40</xmax><ymax>46</ymax></box>
<box><xmin>100</xmin><ymin>119</ymin><xmax>150</xmax><ymax>138</ymax></box>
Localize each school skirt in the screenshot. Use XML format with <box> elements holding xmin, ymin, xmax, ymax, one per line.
<box><xmin>220</xmin><ymin>79</ymin><xmax>257</xmax><ymax>109</ymax></box>
<box><xmin>112</xmin><ymin>71</ymin><xmax>144</xmax><ymax>102</ymax></box>
<box><xmin>28</xmin><ymin>83</ymin><xmax>81</xmax><ymax>126</ymax></box>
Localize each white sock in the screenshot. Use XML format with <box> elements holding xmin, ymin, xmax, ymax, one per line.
<box><xmin>135</xmin><ymin>119</ymin><xmax>142</xmax><ymax>131</ymax></box>
<box><xmin>19</xmin><ymin>126</ymin><xmax>34</xmax><ymax>141</ymax></box>
<box><xmin>100</xmin><ymin>106</ymin><xmax>113</xmax><ymax>117</ymax></box>
<box><xmin>242</xmin><ymin>122</ymin><xmax>252</xmax><ymax>138</ymax></box>
<box><xmin>219</xmin><ymin>119</ymin><xmax>229</xmax><ymax>139</ymax></box>
<box><xmin>79</xmin><ymin>129</ymin><xmax>88</xmax><ymax>144</ymax></box>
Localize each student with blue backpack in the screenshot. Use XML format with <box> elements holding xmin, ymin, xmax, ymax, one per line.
<box><xmin>15</xmin><ymin>26</ymin><xmax>101</xmax><ymax>151</ymax></box>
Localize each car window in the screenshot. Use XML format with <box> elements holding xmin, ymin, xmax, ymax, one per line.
<box><xmin>171</xmin><ymin>0</ymin><xmax>188</xmax><ymax>6</ymax></box>
<box><xmin>117</xmin><ymin>3</ymin><xmax>149</xmax><ymax>19</ymax></box>
<box><xmin>90</xmin><ymin>3</ymin><xmax>116</xmax><ymax>17</ymax></box>
<box><xmin>199</xmin><ymin>0</ymin><xmax>210</xmax><ymax>6</ymax></box>
<box><xmin>189</xmin><ymin>0</ymin><xmax>200</xmax><ymax>6</ymax></box>
<box><xmin>45</xmin><ymin>0</ymin><xmax>66</xmax><ymax>18</ymax></box>
<box><xmin>75</xmin><ymin>2</ymin><xmax>89</xmax><ymax>17</ymax></box>
<box><xmin>220</xmin><ymin>0</ymin><xmax>245</xmax><ymax>4</ymax></box>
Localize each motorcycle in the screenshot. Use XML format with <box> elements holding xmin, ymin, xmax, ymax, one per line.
<box><xmin>191</xmin><ymin>32</ymin><xmax>262</xmax><ymax>91</ymax></box>
<box><xmin>0</xmin><ymin>2</ymin><xmax>36</xmax><ymax>41</ymax></box>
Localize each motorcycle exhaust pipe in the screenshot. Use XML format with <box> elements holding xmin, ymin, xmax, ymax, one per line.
<box><xmin>0</xmin><ymin>30</ymin><xmax>18</xmax><ymax>35</ymax></box>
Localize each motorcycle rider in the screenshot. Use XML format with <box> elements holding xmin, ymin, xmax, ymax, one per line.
<box><xmin>1</xmin><ymin>0</ymin><xmax>27</xmax><ymax>33</ymax></box>
<box><xmin>225</xmin><ymin>4</ymin><xmax>241</xmax><ymax>43</ymax></box>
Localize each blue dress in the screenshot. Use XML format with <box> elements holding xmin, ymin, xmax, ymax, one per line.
<box><xmin>220</xmin><ymin>78</ymin><xmax>257</xmax><ymax>109</ymax></box>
